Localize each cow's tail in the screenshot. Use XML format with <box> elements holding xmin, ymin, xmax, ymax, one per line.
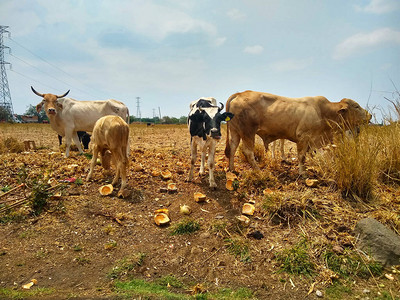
<box><xmin>224</xmin><ymin>93</ymin><xmax>238</xmax><ymax>159</ymax></box>
<box><xmin>126</xmin><ymin>108</ymin><xmax>130</xmax><ymax>124</ymax></box>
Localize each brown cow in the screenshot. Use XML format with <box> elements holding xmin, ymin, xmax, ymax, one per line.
<box><xmin>86</xmin><ymin>115</ymin><xmax>129</xmax><ymax>192</ymax></box>
<box><xmin>225</xmin><ymin>90</ymin><xmax>371</xmax><ymax>175</ymax></box>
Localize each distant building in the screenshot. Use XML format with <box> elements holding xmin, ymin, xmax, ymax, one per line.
<box><xmin>21</xmin><ymin>115</ymin><xmax>39</xmax><ymax>123</ymax></box>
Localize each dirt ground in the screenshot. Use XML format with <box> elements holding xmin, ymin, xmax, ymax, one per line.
<box><xmin>0</xmin><ymin>123</ymin><xmax>399</xmax><ymax>299</ymax></box>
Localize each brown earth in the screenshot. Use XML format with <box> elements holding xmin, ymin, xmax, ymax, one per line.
<box><xmin>0</xmin><ymin>123</ymin><xmax>399</xmax><ymax>299</ymax></box>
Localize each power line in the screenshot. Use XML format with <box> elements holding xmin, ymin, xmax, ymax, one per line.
<box><xmin>9</xmin><ymin>52</ymin><xmax>97</xmax><ymax>98</ymax></box>
<box><xmin>7</xmin><ymin>36</ymin><xmax>106</xmax><ymax>99</ymax></box>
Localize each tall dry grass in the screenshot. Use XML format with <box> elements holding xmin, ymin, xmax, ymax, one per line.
<box><xmin>311</xmin><ymin>124</ymin><xmax>400</xmax><ymax>200</ymax></box>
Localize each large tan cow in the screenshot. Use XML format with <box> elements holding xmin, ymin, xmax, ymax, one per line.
<box><xmin>225</xmin><ymin>90</ymin><xmax>371</xmax><ymax>175</ymax></box>
<box><xmin>86</xmin><ymin>115</ymin><xmax>129</xmax><ymax>192</ymax></box>
<box><xmin>32</xmin><ymin>86</ymin><xmax>129</xmax><ymax>157</ymax></box>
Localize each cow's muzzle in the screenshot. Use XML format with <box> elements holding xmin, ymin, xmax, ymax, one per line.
<box><xmin>47</xmin><ymin>108</ymin><xmax>56</xmax><ymax>115</ymax></box>
<box><xmin>210</xmin><ymin>128</ymin><xmax>221</xmax><ymax>139</ymax></box>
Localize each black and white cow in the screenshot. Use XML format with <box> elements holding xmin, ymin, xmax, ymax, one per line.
<box><xmin>187</xmin><ymin>97</ymin><xmax>234</xmax><ymax>189</ymax></box>
<box><xmin>58</xmin><ymin>131</ymin><xmax>91</xmax><ymax>150</ymax></box>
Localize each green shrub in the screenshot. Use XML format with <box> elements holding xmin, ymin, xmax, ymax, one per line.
<box><xmin>276</xmin><ymin>238</ymin><xmax>315</xmax><ymax>276</ymax></box>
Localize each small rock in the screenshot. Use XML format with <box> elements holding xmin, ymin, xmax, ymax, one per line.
<box><xmin>363</xmin><ymin>289</ymin><xmax>370</xmax><ymax>294</ymax></box>
<box><xmin>200</xmin><ymin>232</ymin><xmax>210</xmax><ymax>239</ymax></box>
<box><xmin>332</xmin><ymin>245</ymin><xmax>344</xmax><ymax>254</ymax></box>
<box><xmin>247</xmin><ymin>231</ymin><xmax>264</xmax><ymax>240</ymax></box>
<box><xmin>316</xmin><ymin>290</ymin><xmax>323</xmax><ymax>297</ymax></box>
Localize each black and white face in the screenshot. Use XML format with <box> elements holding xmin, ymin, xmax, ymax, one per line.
<box><xmin>188</xmin><ymin>100</ymin><xmax>234</xmax><ymax>140</ymax></box>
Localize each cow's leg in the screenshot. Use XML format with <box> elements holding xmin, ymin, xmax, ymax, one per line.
<box><xmin>188</xmin><ymin>139</ymin><xmax>197</xmax><ymax>182</ymax></box>
<box><xmin>64</xmin><ymin>130</ymin><xmax>74</xmax><ymax>157</ymax></box>
<box><xmin>242</xmin><ymin>136</ymin><xmax>260</xmax><ymax>170</ymax></box>
<box><xmin>86</xmin><ymin>146</ymin><xmax>99</xmax><ymax>181</ymax></box>
<box><xmin>199</xmin><ymin>144</ymin><xmax>207</xmax><ymax>176</ymax></box>
<box><xmin>208</xmin><ymin>140</ymin><xmax>217</xmax><ymax>189</ymax></box>
<box><xmin>227</xmin><ymin>130</ymin><xmax>241</xmax><ymax>171</ymax></box>
<box><xmin>279</xmin><ymin>139</ymin><xmax>286</xmax><ymax>160</ymax></box>
<box><xmin>296</xmin><ymin>141</ymin><xmax>309</xmax><ymax>176</ymax></box>
<box><xmin>71</xmin><ymin>132</ymin><xmax>84</xmax><ymax>154</ymax></box>
<box><xmin>260</xmin><ymin>135</ymin><xmax>273</xmax><ymax>158</ymax></box>
<box><xmin>111</xmin><ymin>154</ymin><xmax>120</xmax><ymax>187</ymax></box>
<box><xmin>118</xmin><ymin>152</ymin><xmax>127</xmax><ymax>190</ymax></box>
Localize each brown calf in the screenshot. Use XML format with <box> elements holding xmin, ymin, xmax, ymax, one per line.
<box><xmin>86</xmin><ymin>115</ymin><xmax>129</xmax><ymax>192</ymax></box>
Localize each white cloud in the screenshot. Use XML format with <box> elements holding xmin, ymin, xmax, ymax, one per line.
<box><xmin>269</xmin><ymin>58</ymin><xmax>311</xmax><ymax>72</ymax></box>
<box><xmin>354</xmin><ymin>0</ymin><xmax>400</xmax><ymax>14</ymax></box>
<box><xmin>333</xmin><ymin>28</ymin><xmax>400</xmax><ymax>60</ymax></box>
<box><xmin>244</xmin><ymin>45</ymin><xmax>264</xmax><ymax>54</ymax></box>
<box><xmin>215</xmin><ymin>37</ymin><xmax>227</xmax><ymax>47</ymax></box>
<box><xmin>227</xmin><ymin>8</ymin><xmax>246</xmax><ymax>20</ymax></box>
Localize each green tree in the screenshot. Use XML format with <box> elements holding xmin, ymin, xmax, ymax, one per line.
<box><xmin>179</xmin><ymin>116</ymin><xmax>187</xmax><ymax>124</ymax></box>
<box><xmin>0</xmin><ymin>106</ymin><xmax>12</xmax><ymax>122</ymax></box>
<box><xmin>25</xmin><ymin>105</ymin><xmax>48</xmax><ymax>123</ymax></box>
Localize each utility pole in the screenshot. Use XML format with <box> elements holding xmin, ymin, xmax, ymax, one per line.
<box><xmin>136</xmin><ymin>97</ymin><xmax>141</xmax><ymax>123</ymax></box>
<box><xmin>0</xmin><ymin>25</ymin><xmax>14</xmax><ymax>121</ymax></box>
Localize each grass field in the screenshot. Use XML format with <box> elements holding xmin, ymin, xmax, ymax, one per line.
<box><xmin>0</xmin><ymin>122</ymin><xmax>399</xmax><ymax>299</ymax></box>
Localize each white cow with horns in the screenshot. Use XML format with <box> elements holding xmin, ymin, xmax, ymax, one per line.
<box><xmin>32</xmin><ymin>86</ymin><xmax>130</xmax><ymax>157</ymax></box>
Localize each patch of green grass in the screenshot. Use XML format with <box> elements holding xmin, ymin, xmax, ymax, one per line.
<box><xmin>155</xmin><ymin>275</ymin><xmax>184</xmax><ymax>288</ymax></box>
<box><xmin>275</xmin><ymin>238</ymin><xmax>315</xmax><ymax>276</ymax></box>
<box><xmin>209</xmin><ymin>287</ymin><xmax>254</xmax><ymax>299</ymax></box>
<box><xmin>114</xmin><ymin>278</ymin><xmax>255</xmax><ymax>300</ymax></box>
<box><xmin>0</xmin><ymin>287</ymin><xmax>55</xmax><ymax>299</ymax></box>
<box><xmin>325</xmin><ymin>282</ymin><xmax>352</xmax><ymax>299</ymax></box>
<box><xmin>171</xmin><ymin>219</ymin><xmax>200</xmax><ymax>235</ymax></box>
<box><xmin>73</xmin><ymin>244</ymin><xmax>83</xmax><ymax>252</ymax></box>
<box><xmin>82</xmin><ymin>152</ymin><xmax>93</xmax><ymax>160</ymax></box>
<box><xmin>225</xmin><ymin>238</ymin><xmax>251</xmax><ymax>263</ymax></box>
<box><xmin>104</xmin><ymin>240</ymin><xmax>117</xmax><ymax>250</ymax></box>
<box><xmin>114</xmin><ymin>278</ymin><xmax>189</xmax><ymax>299</ymax></box>
<box><xmin>108</xmin><ymin>253</ymin><xmax>147</xmax><ymax>280</ymax></box>
<box><xmin>375</xmin><ymin>291</ymin><xmax>400</xmax><ymax>300</ymax></box>
<box><xmin>0</xmin><ymin>211</ymin><xmax>26</xmax><ymax>224</ymax></box>
<box><xmin>1</xmin><ymin>185</ymin><xmax>11</xmax><ymax>192</ymax></box>
<box><xmin>75</xmin><ymin>256</ymin><xmax>91</xmax><ymax>265</ymax></box>
<box><xmin>324</xmin><ymin>248</ymin><xmax>383</xmax><ymax>279</ymax></box>
<box><xmin>30</xmin><ymin>178</ymin><xmax>50</xmax><ymax>216</ymax></box>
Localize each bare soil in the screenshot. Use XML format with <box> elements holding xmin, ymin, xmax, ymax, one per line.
<box><xmin>0</xmin><ymin>123</ymin><xmax>399</xmax><ymax>299</ymax></box>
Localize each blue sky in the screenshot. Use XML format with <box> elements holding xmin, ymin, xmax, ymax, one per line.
<box><xmin>1</xmin><ymin>0</ymin><xmax>399</xmax><ymax>122</ymax></box>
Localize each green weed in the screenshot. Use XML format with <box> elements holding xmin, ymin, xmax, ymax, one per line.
<box><xmin>171</xmin><ymin>219</ymin><xmax>200</xmax><ymax>235</ymax></box>
<box><xmin>324</xmin><ymin>248</ymin><xmax>383</xmax><ymax>279</ymax></box>
<box><xmin>0</xmin><ymin>287</ymin><xmax>55</xmax><ymax>299</ymax></box>
<box><xmin>275</xmin><ymin>238</ymin><xmax>315</xmax><ymax>276</ymax></box>
<box><xmin>108</xmin><ymin>253</ymin><xmax>146</xmax><ymax>280</ymax></box>
<box><xmin>225</xmin><ymin>238</ymin><xmax>251</xmax><ymax>263</ymax></box>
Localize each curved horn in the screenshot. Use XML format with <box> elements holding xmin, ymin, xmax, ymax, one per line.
<box><xmin>218</xmin><ymin>102</ymin><xmax>224</xmax><ymax>112</ymax></box>
<box><xmin>31</xmin><ymin>86</ymin><xmax>44</xmax><ymax>97</ymax></box>
<box><xmin>57</xmin><ymin>90</ymin><xmax>70</xmax><ymax>98</ymax></box>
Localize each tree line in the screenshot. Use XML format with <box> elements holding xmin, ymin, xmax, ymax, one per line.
<box><xmin>0</xmin><ymin>105</ymin><xmax>188</xmax><ymax>125</ymax></box>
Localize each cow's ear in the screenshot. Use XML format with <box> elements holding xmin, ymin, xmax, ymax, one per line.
<box><xmin>56</xmin><ymin>100</ymin><xmax>63</xmax><ymax>110</ymax></box>
<box><xmin>36</xmin><ymin>101</ymin><xmax>44</xmax><ymax>113</ymax></box>
<box><xmin>338</xmin><ymin>101</ymin><xmax>348</xmax><ymax>115</ymax></box>
<box><xmin>221</xmin><ymin>112</ymin><xmax>234</xmax><ymax>122</ymax></box>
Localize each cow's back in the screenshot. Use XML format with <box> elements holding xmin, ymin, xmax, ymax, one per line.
<box><xmin>227</xmin><ymin>91</ymin><xmax>329</xmax><ymax>142</ymax></box>
<box><xmin>92</xmin><ymin>116</ymin><xmax>129</xmax><ymax>149</ymax></box>
<box><xmin>58</xmin><ymin>98</ymin><xmax>129</xmax><ymax>132</ymax></box>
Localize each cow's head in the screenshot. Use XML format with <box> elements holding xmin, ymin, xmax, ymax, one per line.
<box><xmin>31</xmin><ymin>86</ymin><xmax>70</xmax><ymax>116</ymax></box>
<box><xmin>337</xmin><ymin>98</ymin><xmax>372</xmax><ymax>130</ymax></box>
<box><xmin>189</xmin><ymin>99</ymin><xmax>234</xmax><ymax>140</ymax></box>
